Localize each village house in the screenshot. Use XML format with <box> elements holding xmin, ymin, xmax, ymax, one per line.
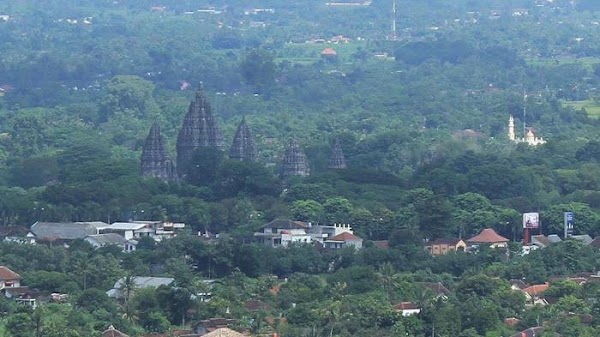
<box><xmin>521</xmin><ymin>283</ymin><xmax>549</xmax><ymax>306</ymax></box>
<box><xmin>424</xmin><ymin>238</ymin><xmax>466</xmax><ymax>255</ymax></box>
<box><xmin>107</xmin><ymin>276</ymin><xmax>174</xmax><ymax>299</ymax></box>
<box><xmin>393</xmin><ymin>301</ymin><xmax>421</xmax><ymax>316</ymax></box>
<box><xmin>531</xmin><ymin>234</ymin><xmax>562</xmax><ymax>248</ymax></box>
<box><xmin>194</xmin><ymin>318</ymin><xmax>238</xmax><ymax>335</ymax></box>
<box><xmin>0</xmin><ymin>266</ymin><xmax>38</xmax><ymax>307</ymax></box>
<box><xmin>84</xmin><ymin>233</ymin><xmax>137</xmax><ymax>252</ymax></box>
<box><xmin>30</xmin><ymin>221</ymin><xmax>107</xmax><ymax>243</ymax></box>
<box><xmin>0</xmin><ymin>226</ymin><xmax>36</xmax><ymax>245</ymax></box>
<box><xmin>467</xmin><ymin>228</ymin><xmax>509</xmax><ymax>249</ymax></box>
<box><xmin>324</xmin><ymin>231</ymin><xmax>364</xmax><ymax>249</ymax></box>
<box><xmin>100</xmin><ymin>220</ymin><xmax>185</xmax><ymax>242</ymax></box>
<box><xmin>0</xmin><ymin>266</ymin><xmax>20</xmax><ymax>290</ymax></box>
<box><xmin>254</xmin><ymin>220</ymin><xmax>358</xmax><ymax>247</ymax></box>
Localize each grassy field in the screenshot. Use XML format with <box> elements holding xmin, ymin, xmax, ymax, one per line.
<box><xmin>562</xmin><ymin>99</ymin><xmax>600</xmax><ymax>119</ymax></box>
<box><xmin>526</xmin><ymin>56</ymin><xmax>600</xmax><ymax>71</ymax></box>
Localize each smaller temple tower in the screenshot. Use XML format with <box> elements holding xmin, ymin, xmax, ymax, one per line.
<box><xmin>141</xmin><ymin>122</ymin><xmax>177</xmax><ymax>181</ymax></box>
<box><xmin>281</xmin><ymin>138</ymin><xmax>310</xmax><ymax>178</ymax></box>
<box><xmin>508</xmin><ymin>115</ymin><xmax>516</xmax><ymax>141</ymax></box>
<box><xmin>328</xmin><ymin>139</ymin><xmax>347</xmax><ymax>169</ymax></box>
<box><xmin>229</xmin><ymin>117</ymin><xmax>257</xmax><ymax>162</ymax></box>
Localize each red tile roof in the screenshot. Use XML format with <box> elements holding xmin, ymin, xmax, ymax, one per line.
<box><xmin>522</xmin><ymin>283</ymin><xmax>549</xmax><ymax>297</ymax></box>
<box><xmin>373</xmin><ymin>240</ymin><xmax>389</xmax><ymax>249</ymax></box>
<box><xmin>0</xmin><ymin>266</ymin><xmax>20</xmax><ymax>281</ymax></box>
<box><xmin>244</xmin><ymin>300</ymin><xmax>272</xmax><ymax>312</ymax></box>
<box><xmin>329</xmin><ymin>232</ymin><xmax>362</xmax><ymax>241</ymax></box>
<box><xmin>467</xmin><ymin>228</ymin><xmax>509</xmax><ymax>244</ymax></box>
<box><xmin>393</xmin><ymin>301</ymin><xmax>421</xmax><ymax>311</ymax></box>
<box><xmin>321</xmin><ymin>47</ymin><xmax>337</xmax><ymax>56</ymax></box>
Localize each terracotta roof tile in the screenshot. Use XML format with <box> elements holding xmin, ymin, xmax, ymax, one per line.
<box><xmin>393</xmin><ymin>301</ymin><xmax>420</xmax><ymax>311</ymax></box>
<box><xmin>202</xmin><ymin>328</ymin><xmax>245</xmax><ymax>337</ymax></box>
<box><xmin>244</xmin><ymin>300</ymin><xmax>272</xmax><ymax>312</ymax></box>
<box><xmin>0</xmin><ymin>266</ymin><xmax>20</xmax><ymax>281</ymax></box>
<box><xmin>321</xmin><ymin>48</ymin><xmax>337</xmax><ymax>56</ymax></box>
<box><xmin>329</xmin><ymin>232</ymin><xmax>362</xmax><ymax>241</ymax></box>
<box><xmin>522</xmin><ymin>283</ymin><xmax>549</xmax><ymax>296</ymax></box>
<box><xmin>467</xmin><ymin>228</ymin><xmax>509</xmax><ymax>243</ymax></box>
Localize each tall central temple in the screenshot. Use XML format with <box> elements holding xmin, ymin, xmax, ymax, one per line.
<box><xmin>176</xmin><ymin>84</ymin><xmax>225</xmax><ymax>172</ymax></box>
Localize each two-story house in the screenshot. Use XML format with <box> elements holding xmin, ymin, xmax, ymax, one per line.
<box><xmin>424</xmin><ymin>238</ymin><xmax>467</xmax><ymax>256</ymax></box>
<box><xmin>0</xmin><ymin>266</ymin><xmax>20</xmax><ymax>289</ymax></box>
<box><xmin>254</xmin><ymin>220</ymin><xmax>312</xmax><ymax>247</ymax></box>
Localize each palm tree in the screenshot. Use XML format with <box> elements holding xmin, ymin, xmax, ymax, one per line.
<box><xmin>118</xmin><ymin>274</ymin><xmax>138</xmax><ymax>323</ymax></box>
<box><xmin>377</xmin><ymin>262</ymin><xmax>398</xmax><ymax>300</ymax></box>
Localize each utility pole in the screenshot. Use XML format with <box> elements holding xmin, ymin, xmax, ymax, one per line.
<box><xmin>523</xmin><ymin>89</ymin><xmax>527</xmax><ymax>136</ymax></box>
<box><xmin>391</xmin><ymin>0</ymin><xmax>397</xmax><ymax>40</ymax></box>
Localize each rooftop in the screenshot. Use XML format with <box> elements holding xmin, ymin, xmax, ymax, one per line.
<box><xmin>522</xmin><ymin>283</ymin><xmax>549</xmax><ymax>297</ymax></box>
<box><xmin>31</xmin><ymin>222</ymin><xmax>101</xmax><ymax>241</ymax></box>
<box><xmin>261</xmin><ymin>219</ymin><xmax>309</xmax><ymax>230</ymax></box>
<box><xmin>467</xmin><ymin>228</ymin><xmax>509</xmax><ymax>244</ymax></box>
<box><xmin>329</xmin><ymin>232</ymin><xmax>363</xmax><ymax>241</ymax></box>
<box><xmin>106</xmin><ymin>222</ymin><xmax>148</xmax><ymax>231</ymax></box>
<box><xmin>85</xmin><ymin>233</ymin><xmax>130</xmax><ymax>246</ymax></box>
<box><xmin>0</xmin><ymin>266</ymin><xmax>20</xmax><ymax>281</ymax></box>
<box><xmin>202</xmin><ymin>328</ymin><xmax>245</xmax><ymax>337</ymax></box>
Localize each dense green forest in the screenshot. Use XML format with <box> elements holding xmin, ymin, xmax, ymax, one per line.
<box><xmin>2</xmin><ymin>0</ymin><xmax>600</xmax><ymax>336</ymax></box>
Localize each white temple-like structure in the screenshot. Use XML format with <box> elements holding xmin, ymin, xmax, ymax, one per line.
<box><xmin>508</xmin><ymin>115</ymin><xmax>546</xmax><ymax>146</ymax></box>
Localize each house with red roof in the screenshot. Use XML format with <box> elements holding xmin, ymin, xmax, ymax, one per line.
<box><xmin>0</xmin><ymin>266</ymin><xmax>20</xmax><ymax>289</ymax></box>
<box><xmin>393</xmin><ymin>301</ymin><xmax>421</xmax><ymax>316</ymax></box>
<box><xmin>324</xmin><ymin>232</ymin><xmax>363</xmax><ymax>249</ymax></box>
<box><xmin>467</xmin><ymin>228</ymin><xmax>509</xmax><ymax>248</ymax></box>
<box><xmin>321</xmin><ymin>47</ymin><xmax>337</xmax><ymax>56</ymax></box>
<box><xmin>521</xmin><ymin>283</ymin><xmax>549</xmax><ymax>306</ymax></box>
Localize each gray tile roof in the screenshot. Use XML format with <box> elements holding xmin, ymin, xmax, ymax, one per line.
<box><xmin>85</xmin><ymin>233</ymin><xmax>129</xmax><ymax>246</ymax></box>
<box><xmin>31</xmin><ymin>222</ymin><xmax>100</xmax><ymax>240</ymax></box>
<box><xmin>107</xmin><ymin>276</ymin><xmax>174</xmax><ymax>298</ymax></box>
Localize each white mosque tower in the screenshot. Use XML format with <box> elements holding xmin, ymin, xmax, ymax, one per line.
<box><xmin>508</xmin><ymin>115</ymin><xmax>546</xmax><ymax>146</ymax></box>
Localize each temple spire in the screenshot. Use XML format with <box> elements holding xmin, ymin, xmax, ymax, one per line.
<box><xmin>141</xmin><ymin>122</ymin><xmax>177</xmax><ymax>181</ymax></box>
<box><xmin>229</xmin><ymin>117</ymin><xmax>258</xmax><ymax>162</ymax></box>
<box><xmin>176</xmin><ymin>83</ymin><xmax>225</xmax><ymax>175</ymax></box>
<box><xmin>281</xmin><ymin>138</ymin><xmax>310</xmax><ymax>178</ymax></box>
<box><xmin>328</xmin><ymin>138</ymin><xmax>347</xmax><ymax>169</ymax></box>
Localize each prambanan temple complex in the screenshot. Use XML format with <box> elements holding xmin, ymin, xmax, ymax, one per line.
<box><xmin>140</xmin><ymin>84</ymin><xmax>347</xmax><ymax>181</ymax></box>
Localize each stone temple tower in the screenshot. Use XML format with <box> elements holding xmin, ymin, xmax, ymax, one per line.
<box><xmin>176</xmin><ymin>83</ymin><xmax>225</xmax><ymax>173</ymax></box>
<box><xmin>141</xmin><ymin>122</ymin><xmax>177</xmax><ymax>181</ymax></box>
<box><xmin>328</xmin><ymin>138</ymin><xmax>347</xmax><ymax>169</ymax></box>
<box><xmin>281</xmin><ymin>138</ymin><xmax>310</xmax><ymax>178</ymax></box>
<box><xmin>229</xmin><ymin>117</ymin><xmax>257</xmax><ymax>162</ymax></box>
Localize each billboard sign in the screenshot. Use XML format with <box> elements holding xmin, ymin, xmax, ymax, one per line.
<box><xmin>523</xmin><ymin>212</ymin><xmax>540</xmax><ymax>229</ymax></box>
<box><xmin>564</xmin><ymin>211</ymin><xmax>574</xmax><ymax>237</ymax></box>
